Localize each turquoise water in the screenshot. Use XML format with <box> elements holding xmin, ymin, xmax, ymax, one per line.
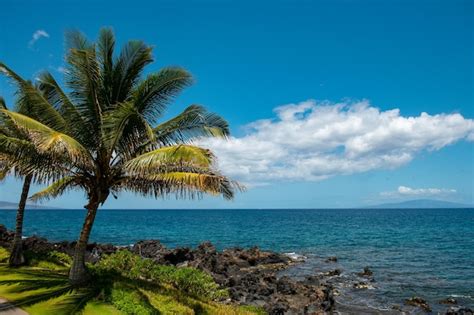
<box><xmin>1</xmin><ymin>208</ymin><xmax>473</xmax><ymax>312</ymax></box>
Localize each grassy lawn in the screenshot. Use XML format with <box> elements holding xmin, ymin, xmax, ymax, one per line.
<box><xmin>0</xmin><ymin>247</ymin><xmax>265</xmax><ymax>315</ymax></box>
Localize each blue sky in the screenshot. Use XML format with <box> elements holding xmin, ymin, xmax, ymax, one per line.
<box><xmin>0</xmin><ymin>0</ymin><xmax>473</xmax><ymax>208</ymax></box>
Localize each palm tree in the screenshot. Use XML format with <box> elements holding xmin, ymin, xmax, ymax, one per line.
<box><xmin>0</xmin><ymin>99</ymin><xmax>33</xmax><ymax>267</ymax></box>
<box><xmin>0</xmin><ymin>28</ymin><xmax>239</xmax><ymax>285</ymax></box>
<box><xmin>0</xmin><ymin>95</ymin><xmax>60</xmax><ymax>267</ymax></box>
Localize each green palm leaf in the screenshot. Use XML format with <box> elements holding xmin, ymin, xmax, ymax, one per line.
<box><xmin>132</xmin><ymin>68</ymin><xmax>193</xmax><ymax>123</ymax></box>
<box><xmin>111</xmin><ymin>40</ymin><xmax>153</xmax><ymax>103</ymax></box>
<box><xmin>0</xmin><ymin>133</ymin><xmax>72</xmax><ymax>184</ymax></box>
<box><xmin>65</xmin><ymin>32</ymin><xmax>102</xmax><ymax>137</ymax></box>
<box><xmin>1</xmin><ymin>110</ymin><xmax>93</xmax><ymax>167</ymax></box>
<box><xmin>125</xmin><ymin>145</ymin><xmax>215</xmax><ymax>175</ymax></box>
<box><xmin>102</xmin><ymin>101</ymin><xmax>154</xmax><ymax>155</ymax></box>
<box><xmin>36</xmin><ymin>72</ymin><xmax>96</xmax><ymax>148</ymax></box>
<box><xmin>155</xmin><ymin>104</ymin><xmax>230</xmax><ymax>145</ymax></box>
<box><xmin>0</xmin><ymin>62</ymin><xmax>67</xmax><ymax>132</ymax></box>
<box><xmin>97</xmin><ymin>28</ymin><xmax>116</xmax><ymax>109</ymax></box>
<box><xmin>29</xmin><ymin>176</ymin><xmax>80</xmax><ymax>202</ymax></box>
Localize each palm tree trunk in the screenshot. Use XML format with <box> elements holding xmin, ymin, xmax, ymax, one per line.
<box><xmin>9</xmin><ymin>174</ymin><xmax>33</xmax><ymax>267</ymax></box>
<box><xmin>68</xmin><ymin>196</ymin><xmax>99</xmax><ymax>285</ymax></box>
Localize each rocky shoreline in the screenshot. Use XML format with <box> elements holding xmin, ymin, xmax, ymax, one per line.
<box><xmin>0</xmin><ymin>225</ymin><xmax>334</xmax><ymax>314</ymax></box>
<box><xmin>1</xmin><ymin>225</ymin><xmax>473</xmax><ymax>315</ymax></box>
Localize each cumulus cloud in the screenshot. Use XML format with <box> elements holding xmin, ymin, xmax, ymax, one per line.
<box><xmin>200</xmin><ymin>100</ymin><xmax>474</xmax><ymax>184</ymax></box>
<box><xmin>381</xmin><ymin>186</ymin><xmax>457</xmax><ymax>198</ymax></box>
<box><xmin>28</xmin><ymin>29</ymin><xmax>49</xmax><ymax>48</ymax></box>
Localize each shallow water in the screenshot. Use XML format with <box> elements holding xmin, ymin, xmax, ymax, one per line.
<box><xmin>0</xmin><ymin>208</ymin><xmax>473</xmax><ymax>313</ymax></box>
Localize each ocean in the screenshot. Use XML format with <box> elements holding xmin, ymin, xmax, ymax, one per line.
<box><xmin>0</xmin><ymin>208</ymin><xmax>473</xmax><ymax>313</ymax></box>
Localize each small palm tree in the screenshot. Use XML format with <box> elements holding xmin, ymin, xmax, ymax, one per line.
<box><xmin>0</xmin><ymin>28</ymin><xmax>239</xmax><ymax>284</ymax></box>
<box><xmin>0</xmin><ymin>94</ymin><xmax>62</xmax><ymax>267</ymax></box>
<box><xmin>0</xmin><ymin>116</ymin><xmax>33</xmax><ymax>266</ymax></box>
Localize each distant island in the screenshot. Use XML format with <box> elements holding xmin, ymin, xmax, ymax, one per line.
<box><xmin>368</xmin><ymin>199</ymin><xmax>472</xmax><ymax>209</ymax></box>
<box><xmin>0</xmin><ymin>201</ymin><xmax>59</xmax><ymax>210</ymax></box>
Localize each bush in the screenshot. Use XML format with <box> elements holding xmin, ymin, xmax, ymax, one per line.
<box><xmin>110</xmin><ymin>283</ymin><xmax>158</xmax><ymax>315</ymax></box>
<box><xmin>96</xmin><ymin>250</ymin><xmax>228</xmax><ymax>300</ymax></box>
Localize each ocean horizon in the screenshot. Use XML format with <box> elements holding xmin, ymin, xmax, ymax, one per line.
<box><xmin>1</xmin><ymin>208</ymin><xmax>473</xmax><ymax>313</ymax></box>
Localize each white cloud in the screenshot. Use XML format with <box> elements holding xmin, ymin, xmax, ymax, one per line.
<box><xmin>381</xmin><ymin>186</ymin><xmax>457</xmax><ymax>197</ymax></box>
<box><xmin>200</xmin><ymin>100</ymin><xmax>474</xmax><ymax>184</ymax></box>
<box><xmin>28</xmin><ymin>29</ymin><xmax>49</xmax><ymax>48</ymax></box>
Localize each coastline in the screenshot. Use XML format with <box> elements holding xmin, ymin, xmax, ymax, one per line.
<box><xmin>0</xmin><ymin>225</ymin><xmax>334</xmax><ymax>314</ymax></box>
<box><xmin>1</xmin><ymin>224</ymin><xmax>473</xmax><ymax>314</ymax></box>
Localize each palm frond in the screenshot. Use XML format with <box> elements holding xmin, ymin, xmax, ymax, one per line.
<box><xmin>102</xmin><ymin>101</ymin><xmax>154</xmax><ymax>155</ymax></box>
<box><xmin>0</xmin><ymin>134</ymin><xmax>70</xmax><ymax>182</ymax></box>
<box><xmin>111</xmin><ymin>40</ymin><xmax>153</xmax><ymax>104</ymax></box>
<box><xmin>124</xmin><ymin>145</ymin><xmax>215</xmax><ymax>176</ymax></box>
<box><xmin>65</xmin><ymin>29</ymin><xmax>92</xmax><ymax>51</ymax></box>
<box><xmin>36</xmin><ymin>72</ymin><xmax>95</xmax><ymax>148</ymax></box>
<box><xmin>65</xmin><ymin>35</ymin><xmax>102</xmax><ymax>138</ymax></box>
<box><xmin>0</xmin><ymin>62</ymin><xmax>67</xmax><ymax>132</ymax></box>
<box><xmin>29</xmin><ymin>176</ymin><xmax>80</xmax><ymax>202</ymax></box>
<box><xmin>154</xmin><ymin>104</ymin><xmax>229</xmax><ymax>145</ymax></box>
<box><xmin>121</xmin><ymin>171</ymin><xmax>239</xmax><ymax>200</ymax></box>
<box><xmin>152</xmin><ymin>172</ymin><xmax>237</xmax><ymax>199</ymax></box>
<box><xmin>0</xmin><ymin>110</ymin><xmax>93</xmax><ymax>168</ymax></box>
<box><xmin>131</xmin><ymin>68</ymin><xmax>192</xmax><ymax>124</ymax></box>
<box><xmin>97</xmin><ymin>27</ymin><xmax>116</xmax><ymax>108</ymax></box>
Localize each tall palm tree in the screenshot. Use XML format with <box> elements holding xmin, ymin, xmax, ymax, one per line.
<box><xmin>0</xmin><ymin>28</ymin><xmax>238</xmax><ymax>285</ymax></box>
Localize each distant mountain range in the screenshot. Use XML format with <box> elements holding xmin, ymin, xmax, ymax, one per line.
<box><xmin>0</xmin><ymin>201</ymin><xmax>59</xmax><ymax>210</ymax></box>
<box><xmin>367</xmin><ymin>199</ymin><xmax>473</xmax><ymax>209</ymax></box>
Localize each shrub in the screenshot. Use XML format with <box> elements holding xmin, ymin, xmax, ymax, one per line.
<box><xmin>110</xmin><ymin>283</ymin><xmax>158</xmax><ymax>315</ymax></box>
<box><xmin>96</xmin><ymin>250</ymin><xmax>228</xmax><ymax>300</ymax></box>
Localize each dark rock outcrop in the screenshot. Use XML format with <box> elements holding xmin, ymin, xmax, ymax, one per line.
<box><xmin>323</xmin><ymin>269</ymin><xmax>342</xmax><ymax>277</ymax></box>
<box><xmin>131</xmin><ymin>240</ymin><xmax>168</xmax><ymax>260</ymax></box>
<box><xmin>356</xmin><ymin>266</ymin><xmax>373</xmax><ymax>277</ymax></box>
<box><xmin>0</xmin><ymin>225</ymin><xmax>14</xmax><ymax>247</ymax></box>
<box><xmin>445</xmin><ymin>307</ymin><xmax>474</xmax><ymax>315</ymax></box>
<box><xmin>440</xmin><ymin>298</ymin><xmax>458</xmax><ymax>305</ymax></box>
<box><xmin>405</xmin><ymin>296</ymin><xmax>432</xmax><ymax>312</ymax></box>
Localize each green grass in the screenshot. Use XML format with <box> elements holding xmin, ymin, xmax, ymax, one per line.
<box><xmin>0</xmin><ymin>247</ymin><xmax>9</xmax><ymax>263</ymax></box>
<box><xmin>0</xmin><ymin>247</ymin><xmax>267</xmax><ymax>315</ymax></box>
<box><xmin>83</xmin><ymin>302</ymin><xmax>124</xmax><ymax>315</ymax></box>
